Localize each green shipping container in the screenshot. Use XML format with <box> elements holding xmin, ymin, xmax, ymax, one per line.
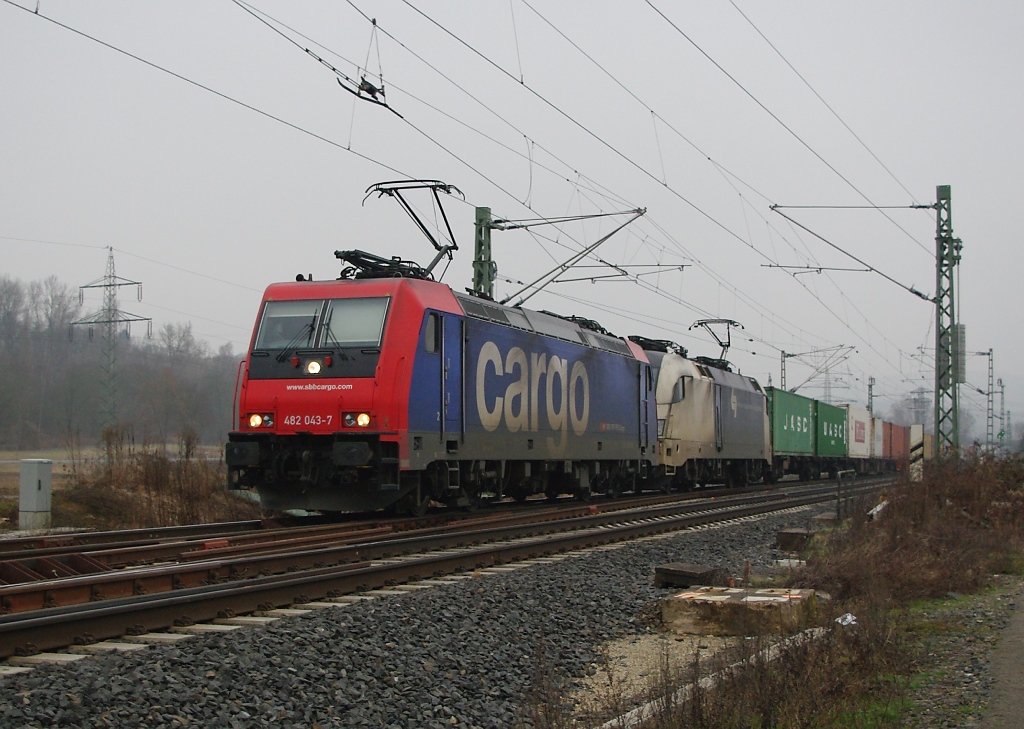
<box><xmin>814</xmin><ymin>401</ymin><xmax>847</xmax><ymax>457</ymax></box>
<box><xmin>765</xmin><ymin>387</ymin><xmax>815</xmax><ymax>456</ymax></box>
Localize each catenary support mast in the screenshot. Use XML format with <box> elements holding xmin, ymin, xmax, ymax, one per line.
<box><xmin>933</xmin><ymin>185</ymin><xmax>962</xmax><ymax>455</ymax></box>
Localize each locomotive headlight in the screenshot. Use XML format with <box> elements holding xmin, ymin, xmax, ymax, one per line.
<box><xmin>356</xmin><ymin>413</ymin><xmax>371</xmax><ymax>427</ymax></box>
<box><xmin>249</xmin><ymin>414</ymin><xmax>263</xmax><ymax>428</ymax></box>
<box><xmin>306</xmin><ymin>360</ymin><xmax>322</xmax><ymax>375</ymax></box>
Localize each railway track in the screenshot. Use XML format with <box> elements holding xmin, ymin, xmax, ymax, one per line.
<box><xmin>0</xmin><ymin>478</ymin><xmax>889</xmax><ymax>660</ymax></box>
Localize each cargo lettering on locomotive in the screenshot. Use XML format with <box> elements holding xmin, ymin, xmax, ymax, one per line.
<box><xmin>475</xmin><ymin>340</ymin><xmax>590</xmax><ymax>451</ymax></box>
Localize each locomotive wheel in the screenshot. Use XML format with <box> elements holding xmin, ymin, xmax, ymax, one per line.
<box><xmin>449</xmin><ymin>486</ymin><xmax>481</xmax><ymax>512</ymax></box>
<box><xmin>410</xmin><ymin>488</ymin><xmax>431</xmax><ymax>518</ymax></box>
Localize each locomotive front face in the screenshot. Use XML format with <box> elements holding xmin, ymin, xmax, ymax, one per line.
<box><xmin>226</xmin><ymin>282</ymin><xmax>410</xmax><ymax>512</ymax></box>
<box><xmin>240</xmin><ymin>295</ymin><xmax>389</xmax><ymax>435</ymax></box>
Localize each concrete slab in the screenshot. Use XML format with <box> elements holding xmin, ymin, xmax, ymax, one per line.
<box><xmin>654</xmin><ymin>563</ymin><xmax>731</xmax><ymax>589</ymax></box>
<box><xmin>294</xmin><ymin>601</ymin><xmax>348</xmax><ymax>608</ymax></box>
<box><xmin>662</xmin><ymin>586</ymin><xmax>819</xmax><ymax>636</ymax></box>
<box><xmin>120</xmin><ymin>632</ymin><xmax>194</xmax><ymax>645</ymax></box>
<box><xmin>363</xmin><ymin>589</ymin><xmax>404</xmax><ymax>597</ymax></box>
<box><xmin>390</xmin><ymin>584</ymin><xmax>437</xmax><ymax>591</ymax></box>
<box><xmin>774</xmin><ymin>559</ymin><xmax>807</xmax><ymax>569</ymax></box>
<box><xmin>170</xmin><ymin>624</ymin><xmax>242</xmax><ymax>634</ymax></box>
<box><xmin>214</xmin><ymin>616</ymin><xmax>280</xmax><ymax>627</ymax></box>
<box><xmin>0</xmin><ymin>665</ymin><xmax>35</xmax><ymax>676</ymax></box>
<box><xmin>776</xmin><ymin>528</ymin><xmax>815</xmax><ymax>552</ymax></box>
<box><xmin>67</xmin><ymin>641</ymin><xmax>150</xmax><ymax>654</ymax></box>
<box><xmin>8</xmin><ymin>652</ymin><xmax>89</xmax><ymax>666</ymax></box>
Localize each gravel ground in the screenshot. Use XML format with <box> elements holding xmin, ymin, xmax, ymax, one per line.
<box><xmin>0</xmin><ymin>506</ymin><xmax>816</xmax><ymax>728</ymax></box>
<box><xmin>903</xmin><ymin>577</ymin><xmax>1023</xmax><ymax>728</ymax></box>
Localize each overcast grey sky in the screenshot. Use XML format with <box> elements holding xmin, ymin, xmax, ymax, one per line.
<box><xmin>2</xmin><ymin>1</ymin><xmax>1021</xmax><ymax>436</ymax></box>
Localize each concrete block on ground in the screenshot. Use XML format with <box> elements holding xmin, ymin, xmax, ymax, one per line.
<box><xmin>811</xmin><ymin>511</ymin><xmax>838</xmax><ymax>525</ymax></box>
<box><xmin>662</xmin><ymin>586</ymin><xmax>820</xmax><ymax>636</ymax></box>
<box><xmin>774</xmin><ymin>559</ymin><xmax>807</xmax><ymax>569</ymax></box>
<box><xmin>776</xmin><ymin>528</ymin><xmax>815</xmax><ymax>552</ymax></box>
<box><xmin>654</xmin><ymin>563</ymin><xmax>731</xmax><ymax>589</ymax></box>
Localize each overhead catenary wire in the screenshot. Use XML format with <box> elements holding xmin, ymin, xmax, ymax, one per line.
<box><xmin>726</xmin><ymin>0</ymin><xmax>923</xmax><ymax>207</ymax></box>
<box><xmin>4</xmin><ymin>0</ymin><xmax>933</xmax><ymax>400</ymax></box>
<box><xmin>430</xmin><ymin>1</ymin><xmax>929</xmax><ymax>380</ymax></box>
<box><xmin>340</xmin><ymin>0</ymin><xmax>909</xmax><ymax>376</ymax></box>
<box><xmin>0</xmin><ymin>0</ymin><xmax>413</xmax><ymax>175</ymax></box>
<box><xmin>770</xmin><ymin>206</ymin><xmax>932</xmax><ymax>302</ymax></box>
<box><xmin>644</xmin><ymin>0</ymin><xmax>933</xmax><ymax>258</ymax></box>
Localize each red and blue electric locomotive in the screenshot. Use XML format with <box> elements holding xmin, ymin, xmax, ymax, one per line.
<box><xmin>226</xmin><ymin>250</ymin><xmax>658</xmax><ymax>514</ymax></box>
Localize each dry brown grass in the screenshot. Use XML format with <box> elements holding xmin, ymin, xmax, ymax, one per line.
<box><xmin>798</xmin><ymin>456</ymin><xmax>1024</xmax><ymax>603</ymax></box>
<box><xmin>43</xmin><ymin>426</ymin><xmax>263</xmax><ymax>530</ymax></box>
<box><xmin>524</xmin><ymin>456</ymin><xmax>1024</xmax><ymax>728</ymax></box>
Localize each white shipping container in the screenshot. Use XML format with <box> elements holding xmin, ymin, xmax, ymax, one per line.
<box><xmin>839</xmin><ymin>405</ymin><xmax>872</xmax><ymax>459</ymax></box>
<box><xmin>872</xmin><ymin>418</ymin><xmax>885</xmax><ymax>459</ymax></box>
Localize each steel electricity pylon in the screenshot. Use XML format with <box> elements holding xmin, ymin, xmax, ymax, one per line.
<box><xmin>71</xmin><ymin>248</ymin><xmax>152</xmax><ymax>428</ymax></box>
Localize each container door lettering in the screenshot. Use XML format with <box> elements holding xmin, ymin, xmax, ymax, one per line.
<box><xmin>441</xmin><ymin>315</ymin><xmax>463</xmax><ymax>441</ymax></box>
<box><xmin>714</xmin><ymin>384</ymin><xmax>724</xmax><ymax>452</ymax></box>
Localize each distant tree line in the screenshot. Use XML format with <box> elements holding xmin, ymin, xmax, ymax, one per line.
<box><xmin>0</xmin><ymin>275</ymin><xmax>238</xmax><ymax>449</ymax></box>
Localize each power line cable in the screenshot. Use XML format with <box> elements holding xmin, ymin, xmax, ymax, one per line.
<box><xmin>645</xmin><ymin>0</ymin><xmax>932</xmax><ymax>257</ymax></box>
<box><xmin>726</xmin><ymin>0</ymin><xmax>922</xmax><ymax>206</ymax></box>
<box><xmin>394</xmin><ymin>0</ymin><xmax>926</xmax><ymax>374</ymax></box>
<box><xmin>0</xmin><ymin>0</ymin><xmax>414</xmax><ymax>175</ymax></box>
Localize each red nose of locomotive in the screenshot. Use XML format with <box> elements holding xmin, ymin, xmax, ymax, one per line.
<box><xmin>239</xmin><ymin>369</ymin><xmax>377</xmax><ymax>435</ymax></box>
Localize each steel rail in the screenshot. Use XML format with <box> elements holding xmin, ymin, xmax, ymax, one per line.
<box><xmin>0</xmin><ymin>482</ymin><xmax>884</xmax><ymax>658</ymax></box>
<box><xmin>0</xmin><ymin>481</ymin><xmax>881</xmax><ymax>615</ymax></box>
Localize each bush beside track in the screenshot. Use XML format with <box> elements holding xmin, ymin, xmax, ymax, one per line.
<box><xmin>533</xmin><ymin>456</ymin><xmax>1024</xmax><ymax>729</ymax></box>
<box><xmin>2</xmin><ymin>427</ymin><xmax>263</xmax><ymax>531</ymax></box>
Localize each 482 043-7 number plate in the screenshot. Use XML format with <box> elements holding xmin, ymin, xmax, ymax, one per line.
<box><xmin>282</xmin><ymin>414</ymin><xmax>333</xmax><ymax>426</ymax></box>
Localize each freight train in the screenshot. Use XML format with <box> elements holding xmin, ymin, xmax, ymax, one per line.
<box><xmin>225</xmin><ymin>250</ymin><xmax>916</xmax><ymax>514</ymax></box>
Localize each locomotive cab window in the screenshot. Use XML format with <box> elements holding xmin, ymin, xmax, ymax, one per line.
<box><xmin>321</xmin><ymin>297</ymin><xmax>390</xmax><ymax>348</ymax></box>
<box><xmin>254</xmin><ymin>300</ymin><xmax>323</xmax><ymax>350</ymax></box>
<box><xmin>423</xmin><ymin>312</ymin><xmax>439</xmax><ymax>354</ymax></box>
<box><xmin>671</xmin><ymin>376</ymin><xmax>688</xmax><ymax>403</ymax></box>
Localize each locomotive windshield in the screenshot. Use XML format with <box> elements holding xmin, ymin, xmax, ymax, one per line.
<box><xmin>253</xmin><ymin>297</ymin><xmax>389</xmax><ymax>350</ymax></box>
<box><xmin>321</xmin><ymin>297</ymin><xmax>389</xmax><ymax>347</ymax></box>
<box><xmin>255</xmin><ymin>300</ymin><xmax>323</xmax><ymax>350</ymax></box>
